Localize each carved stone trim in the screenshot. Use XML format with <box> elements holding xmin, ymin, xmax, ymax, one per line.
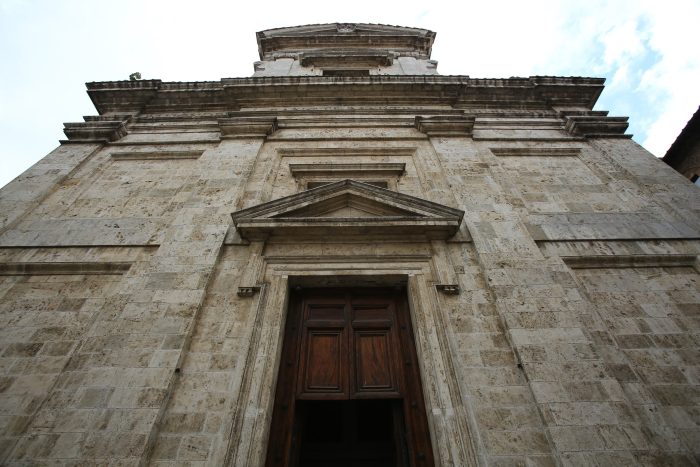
<box><xmin>255</xmin><ymin>23</ymin><xmax>435</xmax><ymax>61</ymax></box>
<box><xmin>336</xmin><ymin>23</ymin><xmax>357</xmax><ymax>33</ymax></box>
<box><xmin>219</xmin><ymin>117</ymin><xmax>278</xmax><ymax>139</ymax></box>
<box><xmin>87</xmin><ymin>76</ymin><xmax>607</xmax><ymax>113</ymax></box>
<box><xmin>289</xmin><ymin>162</ymin><xmax>405</xmax><ymax>178</ymax></box>
<box><xmin>62</xmin><ymin>117</ymin><xmax>129</xmax><ymax>143</ymax></box>
<box><xmin>230</xmin><ymin>179</ymin><xmax>464</xmax><ymax>241</ymax></box>
<box><xmin>223</xmin><ymin>253</ymin><xmax>481</xmax><ymax>466</ymax></box>
<box><xmin>0</xmin><ymin>262</ymin><xmax>132</xmax><ymax>275</ymax></box>
<box><xmin>415</xmin><ymin>115</ymin><xmax>475</xmax><ymax>137</ymax></box>
<box><xmin>490</xmin><ymin>147</ymin><xmax>581</xmax><ymax>157</ymax></box>
<box><xmin>111</xmin><ymin>150</ymin><xmax>204</xmax><ymax>161</ymax></box>
<box><xmin>276</xmin><ymin>116</ymin><xmax>414</xmax><ymax>129</ymax></box>
<box><xmin>564</xmin><ymin>115</ymin><xmax>630</xmax><ymax>138</ymax></box>
<box><xmin>279</xmin><ymin>147</ymin><xmax>415</xmax><ymax>158</ymax></box>
<box><xmin>562</xmin><ymin>254</ymin><xmax>697</xmax><ymax>269</ymax></box>
<box><xmin>86</xmin><ymin>79</ymin><xmax>162</xmax><ymax>115</ymax></box>
<box><xmin>237</xmin><ymin>286</ymin><xmax>261</xmax><ymax>297</ymax></box>
<box><xmin>300</xmin><ymin>51</ymin><xmax>393</xmax><ymax>67</ymax></box>
<box><xmin>435</xmin><ymin>284</ymin><xmax>460</xmax><ymax>294</ymax></box>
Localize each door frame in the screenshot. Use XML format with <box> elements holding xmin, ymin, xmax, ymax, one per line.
<box><xmin>223</xmin><ymin>264</ymin><xmax>481</xmax><ymax>467</ymax></box>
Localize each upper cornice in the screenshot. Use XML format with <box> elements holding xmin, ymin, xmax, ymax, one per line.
<box><xmin>255</xmin><ymin>23</ymin><xmax>436</xmax><ymax>60</ymax></box>
<box><xmin>85</xmin><ymin>75</ymin><xmax>605</xmax><ymax>115</ymax></box>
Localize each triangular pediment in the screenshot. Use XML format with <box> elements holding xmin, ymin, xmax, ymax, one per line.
<box><xmin>256</xmin><ymin>24</ymin><xmax>435</xmax><ymax>61</ymax></box>
<box><xmin>231</xmin><ymin>179</ymin><xmax>463</xmax><ymax>240</ymax></box>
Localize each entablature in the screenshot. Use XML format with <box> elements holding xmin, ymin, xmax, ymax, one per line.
<box><xmin>86</xmin><ymin>75</ymin><xmax>606</xmax><ymax>116</ymax></box>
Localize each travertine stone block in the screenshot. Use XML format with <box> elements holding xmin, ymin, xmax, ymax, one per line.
<box><xmin>2</xmin><ymin>22</ymin><xmax>700</xmax><ymax>467</ymax></box>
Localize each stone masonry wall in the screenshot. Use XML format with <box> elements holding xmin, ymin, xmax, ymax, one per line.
<box><xmin>0</xmin><ymin>135</ymin><xmax>266</xmax><ymax>463</ymax></box>
<box><xmin>574</xmin><ymin>265</ymin><xmax>700</xmax><ymax>462</ymax></box>
<box><xmin>0</xmin><ymin>108</ymin><xmax>699</xmax><ymax>466</ymax></box>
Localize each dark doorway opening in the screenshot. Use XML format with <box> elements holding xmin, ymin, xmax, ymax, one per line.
<box><xmin>265</xmin><ymin>287</ymin><xmax>434</xmax><ymax>467</ymax></box>
<box><xmin>297</xmin><ymin>399</ymin><xmax>406</xmax><ymax>467</ymax></box>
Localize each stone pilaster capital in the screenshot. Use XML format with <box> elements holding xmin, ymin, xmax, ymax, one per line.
<box><xmin>563</xmin><ymin>113</ymin><xmax>630</xmax><ymax>138</ymax></box>
<box><xmin>61</xmin><ymin>115</ymin><xmax>132</xmax><ymax>143</ymax></box>
<box><xmin>218</xmin><ymin>116</ymin><xmax>278</xmax><ymax>139</ymax></box>
<box><xmin>415</xmin><ymin>115</ymin><xmax>474</xmax><ymax>137</ymax></box>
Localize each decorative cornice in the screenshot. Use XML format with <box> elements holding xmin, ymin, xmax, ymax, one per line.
<box><xmin>111</xmin><ymin>150</ymin><xmax>204</xmax><ymax>161</ymax></box>
<box><xmin>0</xmin><ymin>262</ymin><xmax>132</xmax><ymax>275</ymax></box>
<box><xmin>415</xmin><ymin>115</ymin><xmax>475</xmax><ymax>137</ymax></box>
<box><xmin>289</xmin><ymin>163</ymin><xmax>406</xmax><ymax>178</ymax></box>
<box><xmin>62</xmin><ymin>116</ymin><xmax>129</xmax><ymax>143</ymax></box>
<box><xmin>564</xmin><ymin>114</ymin><xmax>630</xmax><ymax>138</ymax></box>
<box><xmin>562</xmin><ymin>254</ymin><xmax>697</xmax><ymax>269</ymax></box>
<box><xmin>256</xmin><ymin>23</ymin><xmax>435</xmax><ymax>61</ymax></box>
<box><xmin>85</xmin><ymin>76</ymin><xmax>608</xmax><ymax>115</ymax></box>
<box><xmin>218</xmin><ymin>117</ymin><xmax>278</xmax><ymax>139</ymax></box>
<box><xmin>490</xmin><ymin>147</ymin><xmax>581</xmax><ymax>157</ymax></box>
<box><xmin>231</xmin><ymin>179</ymin><xmax>464</xmax><ymax>241</ymax></box>
<box><xmin>87</xmin><ymin>79</ymin><xmax>162</xmax><ymax>115</ymax></box>
<box><xmin>277</xmin><ymin>147</ymin><xmax>416</xmax><ymax>158</ymax></box>
<box><xmin>299</xmin><ymin>50</ymin><xmax>394</xmax><ymax>67</ymax></box>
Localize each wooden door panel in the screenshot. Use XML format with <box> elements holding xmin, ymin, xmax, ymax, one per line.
<box><xmin>299</xmin><ymin>329</ymin><xmax>347</xmax><ymax>398</ymax></box>
<box><xmin>352</xmin><ymin>304</ymin><xmax>392</xmax><ymax>322</ymax></box>
<box><xmin>306</xmin><ymin>303</ymin><xmax>345</xmax><ymax>322</ymax></box>
<box><xmin>266</xmin><ymin>288</ymin><xmax>434</xmax><ymax>467</ymax></box>
<box><xmin>353</xmin><ymin>329</ymin><xmax>399</xmax><ymax>395</ymax></box>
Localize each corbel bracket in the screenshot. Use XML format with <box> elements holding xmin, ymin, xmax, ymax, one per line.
<box><xmin>435</xmin><ymin>284</ymin><xmax>460</xmax><ymax>295</ymax></box>
<box><xmin>237</xmin><ymin>286</ymin><xmax>261</xmax><ymax>297</ymax></box>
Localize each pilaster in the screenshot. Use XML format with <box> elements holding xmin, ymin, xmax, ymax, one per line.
<box><xmin>5</xmin><ymin>131</ymin><xmax>271</xmax><ymax>463</ymax></box>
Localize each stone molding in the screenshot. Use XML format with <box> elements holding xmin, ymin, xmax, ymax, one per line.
<box><xmin>86</xmin><ymin>79</ymin><xmax>161</xmax><ymax>115</ymax></box>
<box><xmin>562</xmin><ymin>254</ymin><xmax>698</xmax><ymax>269</ymax></box>
<box><xmin>218</xmin><ymin>117</ymin><xmax>278</xmax><ymax>139</ymax></box>
<box><xmin>62</xmin><ymin>116</ymin><xmax>129</xmax><ymax>143</ymax></box>
<box><xmin>0</xmin><ymin>261</ymin><xmax>132</xmax><ymax>275</ymax></box>
<box><xmin>288</xmin><ymin>162</ymin><xmax>406</xmax><ymax>178</ymax></box>
<box><xmin>275</xmin><ymin>116</ymin><xmax>415</xmax><ymax>129</ymax></box>
<box><xmin>415</xmin><ymin>115</ymin><xmax>475</xmax><ymax>137</ymax></box>
<box><xmin>110</xmin><ymin>150</ymin><xmax>204</xmax><ymax>161</ymax></box>
<box><xmin>278</xmin><ymin>147</ymin><xmax>415</xmax><ymax>158</ymax></box>
<box><xmin>299</xmin><ymin>50</ymin><xmax>393</xmax><ymax>67</ymax></box>
<box><xmin>564</xmin><ymin>114</ymin><xmax>630</xmax><ymax>138</ymax></box>
<box><xmin>86</xmin><ymin>76</ymin><xmax>608</xmax><ymax>115</ymax></box>
<box><xmin>255</xmin><ymin>23</ymin><xmax>436</xmax><ymax>61</ymax></box>
<box><xmin>222</xmin><ymin>254</ymin><xmax>480</xmax><ymax>466</ymax></box>
<box><xmin>237</xmin><ymin>286</ymin><xmax>261</xmax><ymax>297</ymax></box>
<box><xmin>435</xmin><ymin>283</ymin><xmax>460</xmax><ymax>294</ymax></box>
<box><xmin>230</xmin><ymin>179</ymin><xmax>464</xmax><ymax>240</ymax></box>
<box><xmin>490</xmin><ymin>147</ymin><xmax>581</xmax><ymax>157</ymax></box>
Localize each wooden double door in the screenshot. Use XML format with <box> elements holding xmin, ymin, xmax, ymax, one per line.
<box><xmin>266</xmin><ymin>288</ymin><xmax>434</xmax><ymax>467</ymax></box>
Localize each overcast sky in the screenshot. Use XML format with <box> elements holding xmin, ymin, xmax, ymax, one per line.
<box><xmin>1</xmin><ymin>0</ymin><xmax>699</xmax><ymax>189</ymax></box>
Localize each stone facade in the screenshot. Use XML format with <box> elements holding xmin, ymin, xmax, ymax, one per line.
<box><xmin>0</xmin><ymin>23</ymin><xmax>698</xmax><ymax>466</ymax></box>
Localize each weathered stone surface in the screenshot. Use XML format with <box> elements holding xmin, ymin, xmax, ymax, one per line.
<box><xmin>1</xmin><ymin>22</ymin><xmax>699</xmax><ymax>467</ymax></box>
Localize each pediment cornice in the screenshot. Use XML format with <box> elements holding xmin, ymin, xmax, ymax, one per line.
<box><xmin>230</xmin><ymin>179</ymin><xmax>464</xmax><ymax>241</ymax></box>
<box><xmin>256</xmin><ymin>23</ymin><xmax>436</xmax><ymax>61</ymax></box>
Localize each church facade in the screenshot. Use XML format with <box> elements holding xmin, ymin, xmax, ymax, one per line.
<box><xmin>0</xmin><ymin>23</ymin><xmax>698</xmax><ymax>466</ymax></box>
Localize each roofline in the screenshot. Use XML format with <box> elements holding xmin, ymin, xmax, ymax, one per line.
<box><xmin>663</xmin><ymin>105</ymin><xmax>700</xmax><ymax>166</ymax></box>
<box><xmin>85</xmin><ymin>75</ymin><xmax>606</xmax><ymax>115</ymax></box>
